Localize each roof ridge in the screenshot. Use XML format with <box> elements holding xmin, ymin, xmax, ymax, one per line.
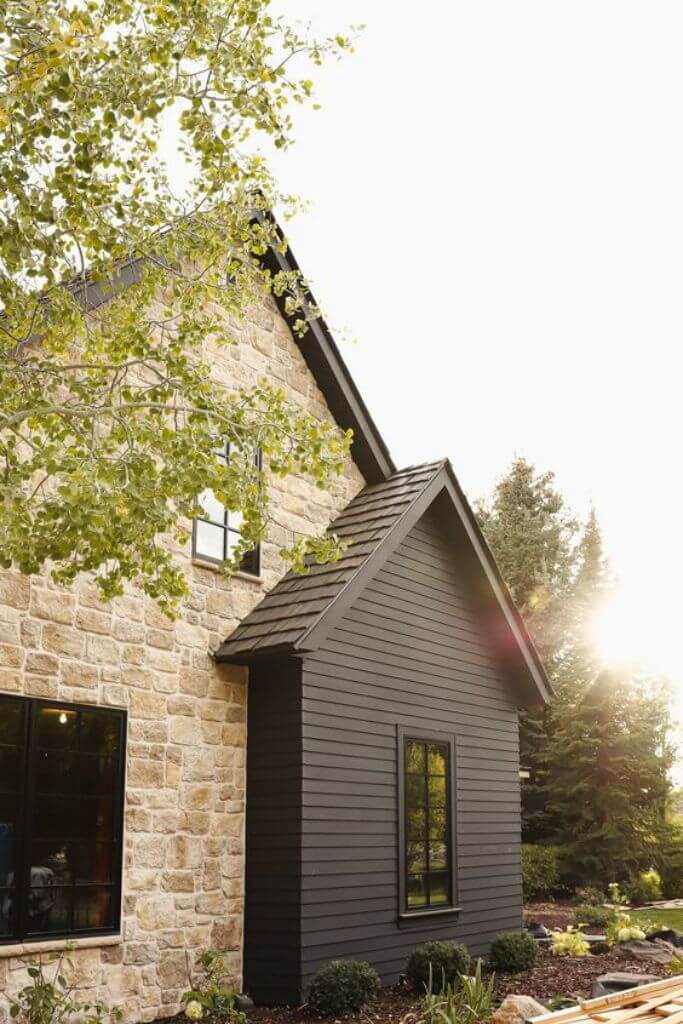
<box><xmin>215</xmin><ymin>461</ymin><xmax>448</xmax><ymax>660</ymax></box>
<box><xmin>292</xmin><ymin>464</ymin><xmax>445</xmax><ymax>650</ymax></box>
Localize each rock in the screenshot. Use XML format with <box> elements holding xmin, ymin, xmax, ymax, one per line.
<box><xmin>647</xmin><ymin>929</ymin><xmax>683</xmax><ymax>949</ymax></box>
<box><xmin>490</xmin><ymin>994</ymin><xmax>548</xmax><ymax>1024</ymax></box>
<box><xmin>616</xmin><ymin>940</ymin><xmax>675</xmax><ymax>964</ymax></box>
<box><xmin>590</xmin><ymin>972</ymin><xmax>660</xmax><ymax>999</ymax></box>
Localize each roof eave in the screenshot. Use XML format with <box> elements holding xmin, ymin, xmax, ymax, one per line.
<box><xmin>214</xmin><ymin>640</ymin><xmax>297</xmax><ymax>665</ymax></box>
<box><xmin>254</xmin><ymin>210</ymin><xmax>395</xmax><ymax>484</ymax></box>
<box><xmin>440</xmin><ymin>461</ymin><xmax>553</xmax><ymax>705</ymax></box>
<box><xmin>215</xmin><ymin>460</ymin><xmax>553</xmax><ymax>706</ymax></box>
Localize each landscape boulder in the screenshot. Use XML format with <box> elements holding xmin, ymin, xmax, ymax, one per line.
<box><xmin>490</xmin><ymin>994</ymin><xmax>548</xmax><ymax>1024</ymax></box>
<box><xmin>590</xmin><ymin>972</ymin><xmax>660</xmax><ymax>999</ymax></box>
<box><xmin>616</xmin><ymin>940</ymin><xmax>675</xmax><ymax>964</ymax></box>
<box><xmin>647</xmin><ymin>930</ymin><xmax>683</xmax><ymax>949</ymax></box>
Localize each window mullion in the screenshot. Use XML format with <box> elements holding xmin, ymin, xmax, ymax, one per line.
<box><xmin>18</xmin><ymin>703</ymin><xmax>36</xmax><ymax>941</ymax></box>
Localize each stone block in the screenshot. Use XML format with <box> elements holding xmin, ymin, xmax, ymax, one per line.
<box><xmin>169</xmin><ymin>716</ymin><xmax>201</xmax><ymax>745</ymax></box>
<box><xmin>30</xmin><ymin>589</ymin><xmax>75</xmax><ymax>624</ymax></box>
<box><xmin>76</xmin><ymin>607</ymin><xmax>113</xmax><ymax>635</ymax></box>
<box><xmin>135</xmin><ymin>834</ymin><xmax>166</xmax><ymax>869</ymax></box>
<box><xmin>0</xmin><ymin>572</ymin><xmax>30</xmax><ymax>610</ymax></box>
<box><xmin>85</xmin><ymin>634</ymin><xmax>120</xmax><ymax>664</ymax></box>
<box><xmin>128</xmin><ymin>759</ymin><xmax>165</xmax><ymax>789</ymax></box>
<box><xmin>43</xmin><ymin>623</ymin><xmax>83</xmax><ymax>658</ymax></box>
<box><xmin>136</xmin><ymin>894</ymin><xmax>175</xmax><ymax>932</ymax></box>
<box><xmin>130</xmin><ymin>690</ymin><xmax>167</xmax><ymax>720</ymax></box>
<box><xmin>168</xmin><ymin>834</ymin><xmax>203</xmax><ymax>869</ymax></box>
<box><xmin>113</xmin><ymin>618</ymin><xmax>146</xmax><ymax>643</ymax></box>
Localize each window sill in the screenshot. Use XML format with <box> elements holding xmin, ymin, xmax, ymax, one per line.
<box><xmin>0</xmin><ymin>933</ymin><xmax>122</xmax><ymax>959</ymax></box>
<box><xmin>398</xmin><ymin>906</ymin><xmax>462</xmax><ymax>926</ymax></box>
<box><xmin>191</xmin><ymin>557</ymin><xmax>264</xmax><ymax>584</ymax></box>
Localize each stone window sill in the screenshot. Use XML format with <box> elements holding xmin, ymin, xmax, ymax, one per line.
<box><xmin>0</xmin><ymin>934</ymin><xmax>122</xmax><ymax>959</ymax></box>
<box><xmin>191</xmin><ymin>557</ymin><xmax>264</xmax><ymax>584</ymax></box>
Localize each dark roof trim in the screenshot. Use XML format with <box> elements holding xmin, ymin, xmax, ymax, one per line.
<box><xmin>439</xmin><ymin>462</ymin><xmax>552</xmax><ymax>705</ymax></box>
<box><xmin>297</xmin><ymin>462</ymin><xmax>550</xmax><ymax>705</ymax></box>
<box><xmin>297</xmin><ymin>467</ymin><xmax>446</xmax><ymax>652</ymax></box>
<box><xmin>254</xmin><ymin>210</ymin><xmax>395</xmax><ymax>484</ymax></box>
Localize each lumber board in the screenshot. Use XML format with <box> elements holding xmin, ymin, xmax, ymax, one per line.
<box><xmin>530</xmin><ymin>979</ymin><xmax>683</xmax><ymax>1024</ymax></box>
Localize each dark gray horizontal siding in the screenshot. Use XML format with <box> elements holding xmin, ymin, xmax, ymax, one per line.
<box><xmin>300</xmin><ymin>505</ymin><xmax>522</xmax><ymax>990</ymax></box>
<box><xmin>244</xmin><ymin>660</ymin><xmax>303</xmax><ymax>1005</ymax></box>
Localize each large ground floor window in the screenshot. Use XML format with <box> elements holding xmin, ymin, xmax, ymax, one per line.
<box><xmin>0</xmin><ymin>695</ymin><xmax>126</xmax><ymax>943</ymax></box>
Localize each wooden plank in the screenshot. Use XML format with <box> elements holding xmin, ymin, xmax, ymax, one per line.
<box><xmin>530</xmin><ymin>981</ymin><xmax>683</xmax><ymax>1024</ymax></box>
<box><xmin>584</xmin><ymin>981</ymin><xmax>683</xmax><ymax>1014</ymax></box>
<box><xmin>592</xmin><ymin>995</ymin><xmax>683</xmax><ymax>1024</ymax></box>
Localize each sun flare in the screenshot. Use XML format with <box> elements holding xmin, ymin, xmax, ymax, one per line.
<box><xmin>591</xmin><ymin>584</ymin><xmax>683</xmax><ymax>688</ymax></box>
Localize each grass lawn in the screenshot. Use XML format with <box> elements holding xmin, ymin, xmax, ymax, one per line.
<box><xmin>631</xmin><ymin>907</ymin><xmax>683</xmax><ymax>931</ymax></box>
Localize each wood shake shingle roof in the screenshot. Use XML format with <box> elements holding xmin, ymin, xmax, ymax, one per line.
<box><xmin>215</xmin><ymin>457</ymin><xmax>551</xmax><ymax>706</ymax></box>
<box><xmin>215</xmin><ymin>460</ymin><xmax>446</xmax><ymax>660</ymax></box>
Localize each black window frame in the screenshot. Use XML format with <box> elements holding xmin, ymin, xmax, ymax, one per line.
<box><xmin>397</xmin><ymin>725</ymin><xmax>459</xmax><ymax>921</ymax></box>
<box><xmin>0</xmin><ymin>693</ymin><xmax>127</xmax><ymax>945</ymax></box>
<box><xmin>192</xmin><ymin>444</ymin><xmax>262</xmax><ymax>576</ymax></box>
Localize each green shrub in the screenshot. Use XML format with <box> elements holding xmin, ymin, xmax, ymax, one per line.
<box><xmin>521</xmin><ymin>845</ymin><xmax>561</xmax><ymax>901</ymax></box>
<box><xmin>406</xmin><ymin>942</ymin><xmax>471</xmax><ymax>993</ymax></box>
<box><xmin>606</xmin><ymin>911</ymin><xmax>647</xmax><ymax>946</ymax></box>
<box><xmin>306</xmin><ymin>960</ymin><xmax>380</xmax><ymax>1017</ymax></box>
<box><xmin>572</xmin><ymin>886</ymin><xmax>606</xmax><ymax>907</ymax></box>
<box><xmin>550</xmin><ymin>927</ymin><xmax>590</xmax><ymax>958</ymax></box>
<box><xmin>489</xmin><ymin>931</ymin><xmax>537</xmax><ymax>973</ymax></box>
<box><xmin>182</xmin><ymin>951</ymin><xmax>245</xmax><ymax>1024</ymax></box>
<box><xmin>420</xmin><ymin>959</ymin><xmax>495</xmax><ymax>1024</ymax></box>
<box><xmin>658</xmin><ymin>842</ymin><xmax>683</xmax><ymax>899</ymax></box>
<box><xmin>9</xmin><ymin>948</ymin><xmax>122</xmax><ymax>1024</ymax></box>
<box><xmin>573</xmin><ymin>904</ymin><xmax>611</xmax><ymax>928</ymax></box>
<box><xmin>546</xmin><ymin>999</ymin><xmax>580</xmax><ymax>1012</ymax></box>
<box><xmin>624</xmin><ymin>870</ymin><xmax>662</xmax><ymax>906</ymax></box>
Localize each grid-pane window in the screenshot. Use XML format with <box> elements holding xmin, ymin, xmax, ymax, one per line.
<box><xmin>0</xmin><ymin>695</ymin><xmax>125</xmax><ymax>944</ymax></box>
<box><xmin>193</xmin><ymin>444</ymin><xmax>260</xmax><ymax>575</ymax></box>
<box><xmin>404</xmin><ymin>738</ymin><xmax>452</xmax><ymax>909</ymax></box>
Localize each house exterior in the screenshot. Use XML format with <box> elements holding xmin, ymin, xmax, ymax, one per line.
<box><xmin>0</xmin><ymin>232</ymin><xmax>550</xmax><ymax>1020</ymax></box>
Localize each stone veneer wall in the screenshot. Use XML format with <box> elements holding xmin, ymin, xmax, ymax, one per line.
<box><xmin>0</xmin><ymin>292</ymin><xmax>366</xmax><ymax>1022</ymax></box>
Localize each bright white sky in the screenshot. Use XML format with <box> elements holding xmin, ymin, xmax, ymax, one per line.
<box><xmin>266</xmin><ymin>0</ymin><xmax>683</xmax><ymax>769</ymax></box>
<box><xmin>167</xmin><ymin>1</ymin><xmax>683</xmax><ymax>771</ymax></box>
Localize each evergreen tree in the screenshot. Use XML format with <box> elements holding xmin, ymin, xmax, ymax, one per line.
<box><xmin>478</xmin><ymin>459</ymin><xmax>675</xmax><ymax>884</ymax></box>
<box><xmin>544</xmin><ymin>670</ymin><xmax>674</xmax><ymax>884</ymax></box>
<box><xmin>477</xmin><ymin>458</ymin><xmax>580</xmax><ymax>840</ymax></box>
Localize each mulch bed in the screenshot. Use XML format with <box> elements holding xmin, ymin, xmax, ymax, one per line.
<box><xmin>156</xmin><ymin>905</ymin><xmax>671</xmax><ymax>1024</ymax></box>
<box><xmin>525</xmin><ymin>901</ymin><xmax>583</xmax><ymax>932</ymax></box>
<box><xmin>248</xmin><ymin>987</ymin><xmax>419</xmax><ymax>1024</ymax></box>
<box><xmin>493</xmin><ymin>946</ymin><xmax>670</xmax><ymax>1002</ymax></box>
<box><xmin>245</xmin><ymin>945</ymin><xmax>669</xmax><ymax>1023</ymax></box>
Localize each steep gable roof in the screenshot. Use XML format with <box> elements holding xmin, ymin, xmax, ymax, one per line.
<box><xmin>216</xmin><ymin>459</ymin><xmax>552</xmax><ymax>706</ymax></box>
<box><xmin>67</xmin><ymin>213</ymin><xmax>395</xmax><ymax>485</ymax></box>
<box><xmin>255</xmin><ymin>212</ymin><xmax>395</xmax><ymax>484</ymax></box>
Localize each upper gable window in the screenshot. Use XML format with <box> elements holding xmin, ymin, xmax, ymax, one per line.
<box><xmin>192</xmin><ymin>444</ymin><xmax>261</xmax><ymax>576</ymax></box>
<box><xmin>0</xmin><ymin>695</ymin><xmax>126</xmax><ymax>944</ymax></box>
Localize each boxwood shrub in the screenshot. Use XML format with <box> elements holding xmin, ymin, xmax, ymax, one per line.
<box><xmin>405</xmin><ymin>941</ymin><xmax>471</xmax><ymax>992</ymax></box>
<box><xmin>489</xmin><ymin>931</ymin><xmax>537</xmax><ymax>973</ymax></box>
<box><xmin>306</xmin><ymin>959</ymin><xmax>380</xmax><ymax>1016</ymax></box>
